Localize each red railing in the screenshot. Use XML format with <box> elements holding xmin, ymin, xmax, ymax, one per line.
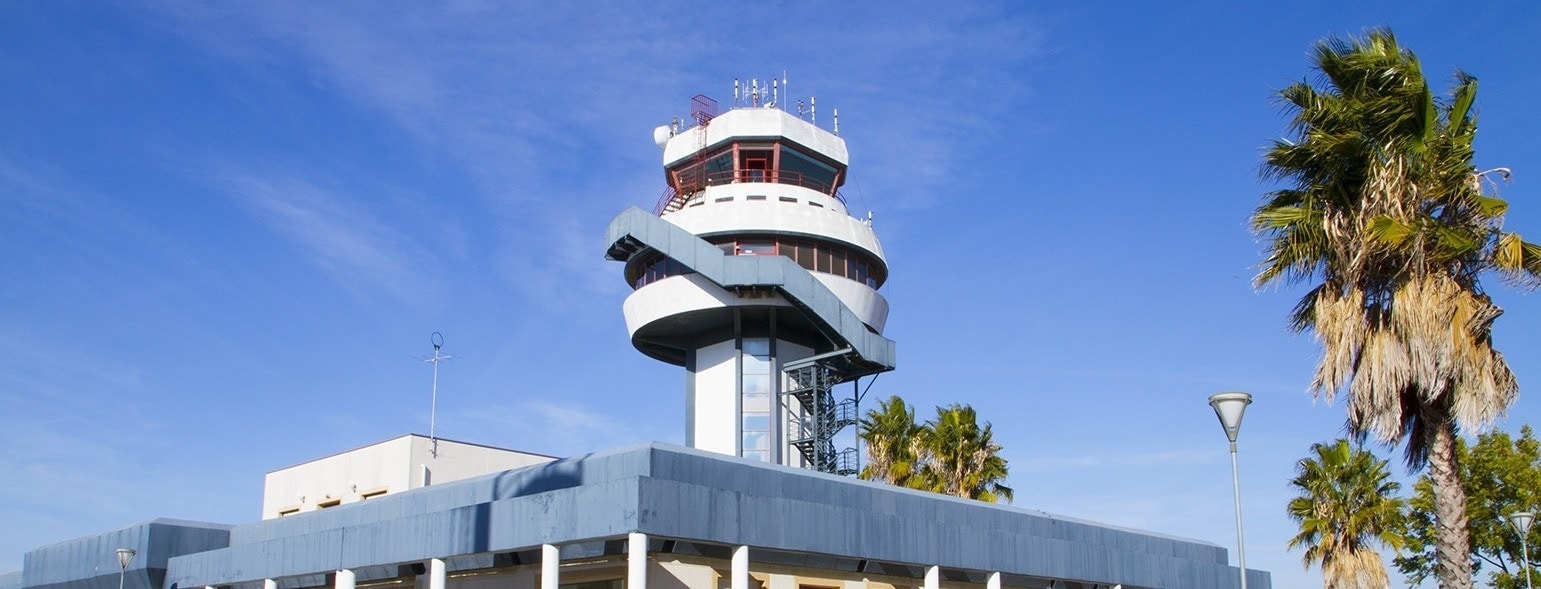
<box><xmin>653</xmin><ymin>170</ymin><xmax>845</xmax><ymax>215</ymax></box>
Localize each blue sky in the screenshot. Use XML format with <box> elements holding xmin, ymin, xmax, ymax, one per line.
<box><xmin>2</xmin><ymin>3</ymin><xmax>1539</xmax><ymax>588</ymax></box>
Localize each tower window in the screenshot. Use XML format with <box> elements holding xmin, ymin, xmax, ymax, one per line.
<box><xmin>741</xmin><ymin>337</ymin><xmax>774</xmax><ymax>463</ymax></box>
<box><xmin>737</xmin><ymin>241</ymin><xmax>776</xmax><ymax>256</ymax></box>
<box><xmin>663</xmin><ymin>141</ymin><xmax>844</xmax><ymax>197</ymax></box>
<box><xmin>778</xmin><ymin>146</ymin><xmax>839</xmax><ymax>193</ymax></box>
<box><xmin>630</xmin><ymin>239</ymin><xmax>887</xmax><ymax>290</ymax></box>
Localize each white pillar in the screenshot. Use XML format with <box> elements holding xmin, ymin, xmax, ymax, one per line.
<box><xmin>263</xmin><ymin>580</ymin><xmax>277</xmax><ymax>589</ymax></box>
<box><xmin>986</xmin><ymin>572</ymin><xmax>1000</xmax><ymax>589</ymax></box>
<box><xmin>542</xmin><ymin>544</ymin><xmax>560</xmax><ymax>589</ymax></box>
<box><xmin>428</xmin><ymin>559</ymin><xmax>446</xmax><ymax>589</ymax></box>
<box><xmin>336</xmin><ymin>570</ymin><xmax>356</xmax><ymax>589</ymax></box>
<box><xmin>628</xmin><ymin>533</ymin><xmax>647</xmax><ymax>589</ymax></box>
<box><xmin>731</xmin><ymin>546</ymin><xmax>749</xmax><ymax>589</ymax></box>
<box><xmin>922</xmin><ymin>566</ymin><xmax>938</xmax><ymax>589</ymax></box>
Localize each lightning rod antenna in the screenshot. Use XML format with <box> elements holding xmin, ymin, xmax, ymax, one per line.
<box><xmin>423</xmin><ymin>332</ymin><xmax>455</xmax><ymax>457</ymax></box>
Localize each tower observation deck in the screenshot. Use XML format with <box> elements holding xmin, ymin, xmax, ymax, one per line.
<box><xmin>605</xmin><ymin>85</ymin><xmax>896</xmax><ymax>474</ymax></box>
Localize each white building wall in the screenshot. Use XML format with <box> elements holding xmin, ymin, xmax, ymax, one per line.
<box><xmin>662</xmin><ymin>191</ymin><xmax>885</xmax><ymax>261</ymax></box>
<box><xmin>691</xmin><ymin>339</ymin><xmax>739</xmax><ymax>456</ymax></box>
<box><xmin>623</xmin><ymin>273</ymin><xmax>887</xmax><ymax>340</ymax></box>
<box><xmin>662</xmin><ymin>108</ymin><xmax>850</xmax><ymax>170</ymax></box>
<box><xmin>406</xmin><ymin>436</ymin><xmax>553</xmax><ymax>488</ymax></box>
<box><xmin>262</xmin><ymin>434</ymin><xmax>553</xmax><ymax>519</ymax></box>
<box><xmin>262</xmin><ymin>435</ymin><xmax>415</xmax><ymax>518</ymax></box>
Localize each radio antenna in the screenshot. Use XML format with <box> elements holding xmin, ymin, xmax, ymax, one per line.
<box><xmin>421</xmin><ymin>332</ymin><xmax>455</xmax><ymax>457</ymax></box>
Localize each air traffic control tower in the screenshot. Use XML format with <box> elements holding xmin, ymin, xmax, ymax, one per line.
<box><xmin>606</xmin><ymin>82</ymin><xmax>895</xmax><ymax>475</ymax></box>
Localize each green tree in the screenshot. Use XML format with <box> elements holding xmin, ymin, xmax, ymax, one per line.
<box><xmin>1253</xmin><ymin>28</ymin><xmax>1541</xmax><ymax>588</ymax></box>
<box><xmin>915</xmin><ymin>404</ymin><xmax>1013</xmax><ymax>503</ymax></box>
<box><xmin>858</xmin><ymin>397</ymin><xmax>1012</xmax><ymax>503</ymax></box>
<box><xmin>858</xmin><ymin>395</ymin><xmax>924</xmax><ymax>486</ymax></box>
<box><xmin>1287</xmin><ymin>439</ymin><xmax>1406</xmax><ymax>588</ymax></box>
<box><xmin>1398</xmin><ymin>427</ymin><xmax>1541</xmax><ymax>588</ymax></box>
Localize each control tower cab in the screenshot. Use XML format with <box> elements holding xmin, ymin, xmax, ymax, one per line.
<box><xmin>606</xmin><ymin>88</ymin><xmax>895</xmax><ymax>474</ymax></box>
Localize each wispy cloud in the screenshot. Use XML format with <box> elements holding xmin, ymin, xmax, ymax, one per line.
<box><xmin>223</xmin><ymin>171</ymin><xmax>438</xmax><ymax>299</ymax></box>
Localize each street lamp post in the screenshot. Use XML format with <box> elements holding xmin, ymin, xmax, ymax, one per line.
<box><xmin>1511</xmin><ymin>511</ymin><xmax>1535</xmax><ymax>589</ymax></box>
<box><xmin>115</xmin><ymin>548</ymin><xmax>136</xmax><ymax>589</ymax></box>
<box><xmin>1209</xmin><ymin>392</ymin><xmax>1253</xmax><ymax>589</ymax></box>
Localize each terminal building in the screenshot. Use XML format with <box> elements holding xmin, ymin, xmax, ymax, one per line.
<box><xmin>0</xmin><ymin>84</ymin><xmax>1270</xmax><ymax>589</ymax></box>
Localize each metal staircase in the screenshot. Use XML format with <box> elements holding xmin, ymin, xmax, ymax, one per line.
<box><xmin>783</xmin><ymin>361</ymin><xmax>859</xmax><ymax>475</ymax></box>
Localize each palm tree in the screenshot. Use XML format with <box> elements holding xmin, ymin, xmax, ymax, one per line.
<box><xmin>1254</xmin><ymin>28</ymin><xmax>1541</xmax><ymax>588</ymax></box>
<box><xmin>1287</xmin><ymin>439</ymin><xmax>1407</xmax><ymax>588</ymax></box>
<box><xmin>858</xmin><ymin>395</ymin><xmax>924</xmax><ymax>486</ymax></box>
<box><xmin>916</xmin><ymin>404</ymin><xmax>1013</xmax><ymax>503</ymax></box>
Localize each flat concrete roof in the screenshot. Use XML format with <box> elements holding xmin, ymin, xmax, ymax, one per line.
<box><xmin>12</xmin><ymin>443</ymin><xmax>1268</xmax><ymax>589</ymax></box>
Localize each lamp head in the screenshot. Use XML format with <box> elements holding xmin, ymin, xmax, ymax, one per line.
<box><xmin>1207</xmin><ymin>392</ymin><xmax>1252</xmax><ymax>443</ymax></box>
<box><xmin>1511</xmin><ymin>511</ymin><xmax>1535</xmax><ymax>535</ymax></box>
<box><xmin>116</xmin><ymin>548</ymin><xmax>136</xmax><ymax>569</ymax></box>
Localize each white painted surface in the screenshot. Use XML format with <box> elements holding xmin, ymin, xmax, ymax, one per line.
<box><xmin>624</xmin><ymin>274</ymin><xmax>888</xmax><ymax>341</ymax></box>
<box><xmin>662</xmin><ymin>109</ymin><xmax>848</xmax><ymax>169</ymax></box>
<box><xmin>628</xmin><ymin>533</ymin><xmax>647</xmax><ymax>589</ymax></box>
<box><xmin>812</xmin><ymin>275</ymin><xmax>889</xmax><ymax>332</ymax></box>
<box><xmin>663</xmin><ymin>192</ymin><xmax>885</xmax><ymax>262</ymax></box>
<box><xmin>335</xmin><ymin>570</ymin><xmax>355</xmax><ymax>589</ymax></box>
<box><xmin>987</xmin><ymin>572</ymin><xmax>1001</xmax><ymax>589</ymax></box>
<box><xmin>730</xmin><ymin>546</ymin><xmax>748</xmax><ymax>589</ymax></box>
<box><xmin>540</xmin><ymin>544</ymin><xmax>558</xmax><ymax>589</ymax></box>
<box><xmin>261</xmin><ymin>434</ymin><xmax>553</xmax><ymax>519</ymax></box>
<box><xmin>691</xmin><ymin>339</ymin><xmax>738</xmax><ymax>456</ymax></box>
<box><xmin>429</xmin><ymin>559</ymin><xmax>445</xmax><ymax>589</ymax></box>
<box><xmin>923</xmin><ymin>566</ymin><xmax>938</xmax><ymax>589</ymax></box>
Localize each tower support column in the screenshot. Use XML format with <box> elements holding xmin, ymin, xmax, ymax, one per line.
<box><xmin>628</xmin><ymin>533</ymin><xmax>647</xmax><ymax>589</ymax></box>
<box><xmin>541</xmin><ymin>544</ymin><xmax>560</xmax><ymax>589</ymax></box>
<box><xmin>731</xmin><ymin>546</ymin><xmax>749</xmax><ymax>589</ymax></box>
<box><xmin>428</xmin><ymin>559</ymin><xmax>445</xmax><ymax>589</ymax></box>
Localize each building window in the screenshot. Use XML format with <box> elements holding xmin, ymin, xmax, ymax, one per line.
<box><xmin>664</xmin><ymin>141</ymin><xmax>844</xmax><ymax>197</ymax></box>
<box><xmin>778</xmin><ymin>146</ymin><xmax>839</xmax><ymax>193</ymax></box>
<box><xmin>741</xmin><ymin>338</ymin><xmax>774</xmax><ymax>463</ymax></box>
<box><xmin>737</xmin><ymin>241</ymin><xmax>776</xmax><ymax>256</ymax></box>
<box><xmin>276</xmin><ymin>506</ymin><xmax>300</xmax><ymax>517</ymax></box>
<box><xmin>629</xmin><ymin>239</ymin><xmax>887</xmax><ymax>290</ymax></box>
<box><xmin>316</xmin><ymin>498</ymin><xmax>342</xmax><ymax>509</ymax></box>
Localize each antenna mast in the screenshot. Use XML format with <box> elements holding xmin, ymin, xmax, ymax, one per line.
<box><xmin>422</xmin><ymin>332</ymin><xmax>454</xmax><ymax>457</ymax></box>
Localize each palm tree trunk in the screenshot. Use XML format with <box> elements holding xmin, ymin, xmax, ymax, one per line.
<box><xmin>1428</xmin><ymin>416</ymin><xmax>1474</xmax><ymax>589</ymax></box>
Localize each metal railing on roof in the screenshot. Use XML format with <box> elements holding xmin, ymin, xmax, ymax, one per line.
<box><xmin>653</xmin><ymin>171</ymin><xmax>845</xmax><ymax>215</ymax></box>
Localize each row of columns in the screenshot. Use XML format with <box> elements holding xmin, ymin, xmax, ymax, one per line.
<box><xmin>280</xmin><ymin>534</ymin><xmax>1014</xmax><ymax>589</ymax></box>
